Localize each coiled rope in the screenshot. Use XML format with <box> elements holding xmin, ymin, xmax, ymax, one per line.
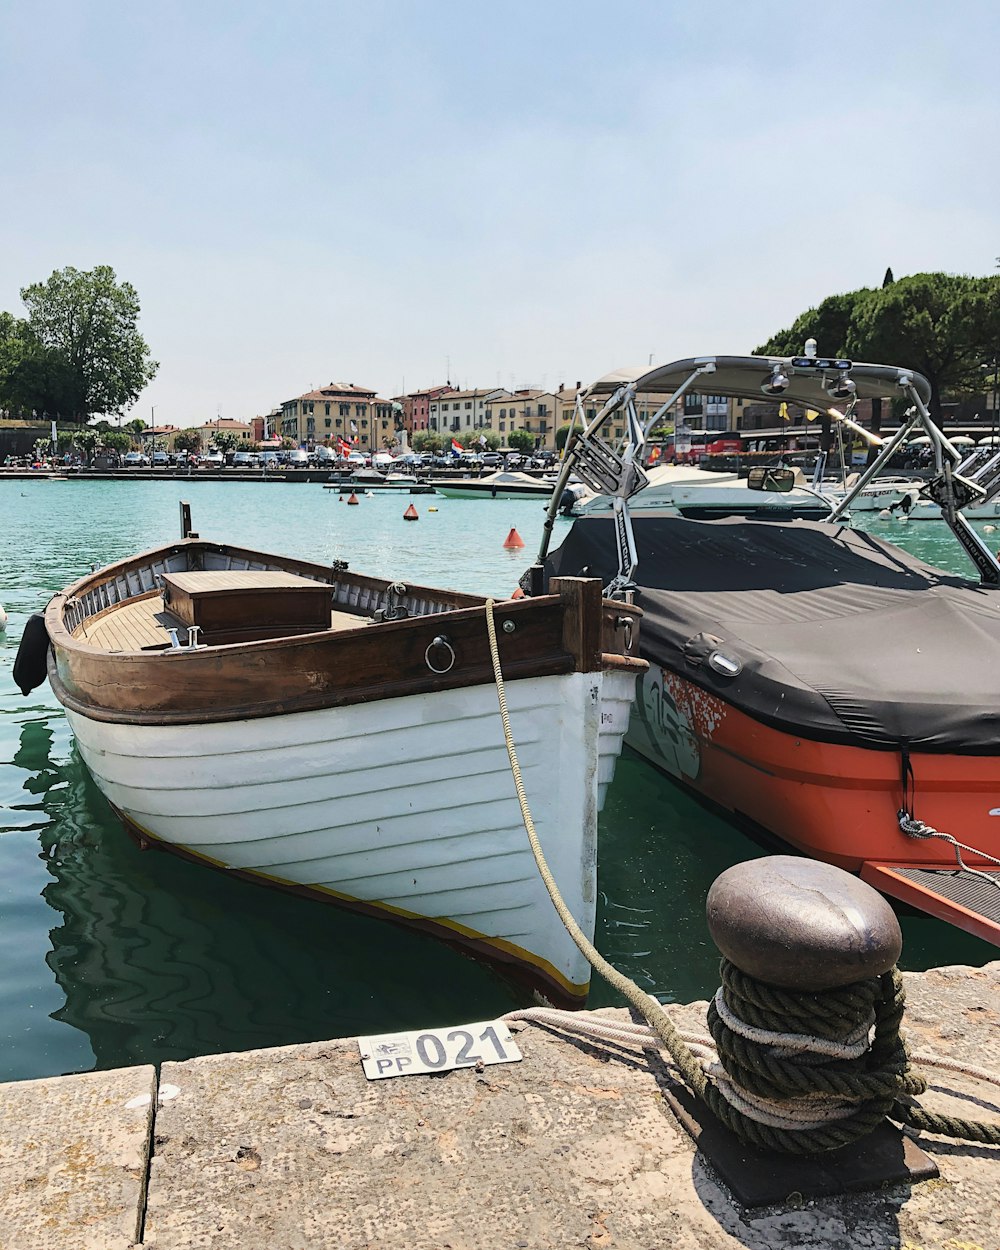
<box><xmin>485</xmin><ymin>599</ymin><xmax>1000</xmax><ymax>1154</ymax></box>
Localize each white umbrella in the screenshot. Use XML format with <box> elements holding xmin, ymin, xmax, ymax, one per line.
<box><xmin>977</xmin><ymin>434</ymin><xmax>1000</xmax><ymax>445</ymax></box>
<box><xmin>950</xmin><ymin>435</ymin><xmax>976</xmax><ymax>446</ymax></box>
<box><xmin>907</xmin><ymin>436</ymin><xmax>932</xmax><ymax>445</ymax></box>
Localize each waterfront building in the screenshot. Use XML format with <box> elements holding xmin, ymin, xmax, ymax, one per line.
<box><xmin>251</xmin><ymin>409</ymin><xmax>282</xmax><ymax>445</ymax></box>
<box><xmin>428</xmin><ymin>388</ymin><xmax>509</xmax><ymax>439</ymax></box>
<box><xmin>485</xmin><ymin>390</ymin><xmax>548</xmax><ymax>449</ymax></box>
<box><xmin>279</xmin><ymin>383</ymin><xmax>401</xmax><ymax>452</ymax></box>
<box><xmin>280</xmin><ymin>382</ymin><xmax>377</xmax><ymax>450</ymax></box>
<box><xmin>395</xmin><ymin>385</ymin><xmax>453</xmax><ymax>435</ymax></box>
<box><xmin>195</xmin><ymin>419</ymin><xmax>253</xmax><ymax>450</ymax></box>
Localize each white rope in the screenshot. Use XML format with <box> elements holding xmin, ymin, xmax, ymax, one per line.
<box><xmin>501</xmin><ymin>1006</ymin><xmax>1000</xmax><ymax>1132</ymax></box>
<box><xmin>711</xmin><ymin>988</ymin><xmax>875</xmax><ymax>1060</ymax></box>
<box><xmin>898</xmin><ymin>811</ymin><xmax>1000</xmax><ymax>889</ymax></box>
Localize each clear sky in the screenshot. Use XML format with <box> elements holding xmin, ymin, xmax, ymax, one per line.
<box><xmin>1</xmin><ymin>1</ymin><xmax>997</xmax><ymax>426</ymax></box>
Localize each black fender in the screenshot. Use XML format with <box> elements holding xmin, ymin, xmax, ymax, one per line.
<box><xmin>13</xmin><ymin>612</ymin><xmax>51</xmax><ymax>696</ymax></box>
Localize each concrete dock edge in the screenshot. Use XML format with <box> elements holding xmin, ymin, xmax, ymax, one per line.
<box><xmin>1</xmin><ymin>964</ymin><xmax>998</xmax><ymax>1249</ymax></box>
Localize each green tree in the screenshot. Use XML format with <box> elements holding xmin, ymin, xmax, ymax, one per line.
<box><xmin>0</xmin><ymin>311</ymin><xmax>81</xmax><ymax>416</ymax></box>
<box><xmin>756</xmin><ymin>273</ymin><xmax>1000</xmax><ymax>426</ymax></box>
<box><xmin>102</xmin><ymin>430</ymin><xmax>132</xmax><ymax>454</ymax></box>
<box><xmin>507</xmin><ymin>429</ymin><xmax>535</xmax><ymax>454</ymax></box>
<box><xmin>18</xmin><ymin>265</ymin><xmax>158</xmax><ymax>421</ymax></box>
<box><xmin>213</xmin><ymin>430</ymin><xmax>240</xmax><ymax>453</ymax></box>
<box><xmin>850</xmin><ymin>273</ymin><xmax>1000</xmax><ymax>424</ymax></box>
<box><xmin>412</xmin><ymin>432</ymin><xmax>442</xmax><ymax>453</ymax></box>
<box><xmin>174</xmin><ymin>429</ymin><xmax>202</xmax><ymax>454</ymax></box>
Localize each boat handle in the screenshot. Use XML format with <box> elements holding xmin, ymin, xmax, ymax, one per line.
<box><xmin>615</xmin><ymin>615</ymin><xmax>633</xmax><ymax>649</ymax></box>
<box><xmin>425</xmin><ymin>634</ymin><xmax>456</xmax><ymax>674</ymax></box>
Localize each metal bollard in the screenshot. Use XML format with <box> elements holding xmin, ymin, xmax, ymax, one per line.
<box><xmin>706</xmin><ymin>854</ymin><xmax>902</xmax><ymax>990</ymax></box>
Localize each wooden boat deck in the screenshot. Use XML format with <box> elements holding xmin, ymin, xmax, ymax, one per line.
<box><xmin>75</xmin><ymin>591</ymin><xmax>367</xmax><ymax>652</ymax></box>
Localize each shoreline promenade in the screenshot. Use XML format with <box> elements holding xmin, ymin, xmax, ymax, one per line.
<box><xmin>1</xmin><ymin>962</ymin><xmax>998</xmax><ymax>1249</ymax></box>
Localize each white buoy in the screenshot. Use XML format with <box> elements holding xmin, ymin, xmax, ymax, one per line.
<box><xmin>985</xmin><ymin>524</ymin><xmax>997</xmax><ymax>534</ymax></box>
<box><xmin>899</xmin><ymin>514</ymin><xmax>909</xmax><ymax>523</ymax></box>
<box><xmin>878</xmin><ymin>508</ymin><xmax>892</xmax><ymax>519</ymax></box>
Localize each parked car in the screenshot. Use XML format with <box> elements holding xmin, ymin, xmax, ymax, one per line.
<box><xmin>123</xmin><ymin>451</ymin><xmax>149</xmax><ymax>467</ymax></box>
<box><xmin>232</xmin><ymin>451</ymin><xmax>257</xmax><ymax>468</ymax></box>
<box><xmin>286</xmin><ymin>450</ymin><xmax>310</xmax><ymax>467</ymax></box>
<box><xmin>480</xmin><ymin>452</ymin><xmax>501</xmax><ymax>467</ymax></box>
<box><xmin>151</xmin><ymin>451</ymin><xmax>170</xmax><ymax>467</ymax></box>
<box><xmin>201</xmin><ymin>451</ymin><xmax>224</xmax><ymax>466</ymax></box>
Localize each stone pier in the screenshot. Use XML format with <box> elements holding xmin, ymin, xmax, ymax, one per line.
<box><xmin>1</xmin><ymin>963</ymin><xmax>998</xmax><ymax>1249</ymax></box>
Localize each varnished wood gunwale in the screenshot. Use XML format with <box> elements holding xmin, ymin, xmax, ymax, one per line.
<box><xmin>45</xmin><ymin>540</ymin><xmax>644</xmax><ymax>727</ymax></box>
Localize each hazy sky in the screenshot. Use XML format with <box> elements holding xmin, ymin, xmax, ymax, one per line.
<box><xmin>2</xmin><ymin>1</ymin><xmax>998</xmax><ymax>426</ymax></box>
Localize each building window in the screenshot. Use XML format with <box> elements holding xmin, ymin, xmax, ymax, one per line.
<box><xmin>325</xmin><ymin>418</ymin><xmax>332</xmax><ymax>428</ymax></box>
<box><xmin>538</xmin><ymin>404</ymin><xmax>548</xmax><ymax>416</ymax></box>
<box><xmin>307</xmin><ymin>418</ymin><xmax>315</xmax><ymax>432</ymax></box>
<box><xmin>325</xmin><ymin>403</ymin><xmax>330</xmax><ymax>416</ymax></box>
<box><xmin>339</xmin><ymin>404</ymin><xmax>349</xmax><ymax>416</ymax></box>
<box><xmin>465</xmin><ymin>401</ymin><xmax>472</xmax><ymax>409</ymax></box>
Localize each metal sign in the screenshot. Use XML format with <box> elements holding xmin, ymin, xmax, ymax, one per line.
<box><xmin>358</xmin><ymin>1019</ymin><xmax>522</xmax><ymax>1080</ymax></box>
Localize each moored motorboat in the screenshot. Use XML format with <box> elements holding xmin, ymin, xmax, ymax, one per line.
<box><xmin>15</xmin><ymin>515</ymin><xmax>644</xmax><ymax>1005</ymax></box>
<box><xmin>527</xmin><ymin>352</ymin><xmax>1000</xmax><ymax>947</ymax></box>
<box><xmin>576</xmin><ymin>462</ymin><xmax>833</xmax><ymax>519</ymax></box>
<box><xmin>434</xmin><ymin>470</ymin><xmax>560</xmax><ymax>499</ymax></box>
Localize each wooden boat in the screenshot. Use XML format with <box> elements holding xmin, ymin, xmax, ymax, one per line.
<box><xmin>17</xmin><ymin>519</ymin><xmax>644</xmax><ymax>1006</ymax></box>
<box><xmin>530</xmin><ymin>353</ymin><xmax>1000</xmax><ymax>948</ymax></box>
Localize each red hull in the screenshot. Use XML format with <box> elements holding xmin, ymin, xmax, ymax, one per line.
<box><xmin>628</xmin><ymin>663</ymin><xmax>1000</xmax><ymax>872</ymax></box>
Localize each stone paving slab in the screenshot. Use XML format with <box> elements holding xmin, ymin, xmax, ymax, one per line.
<box><xmin>0</xmin><ymin>1064</ymin><xmax>155</xmax><ymax>1250</ymax></box>
<box><xmin>143</xmin><ymin>964</ymin><xmax>1000</xmax><ymax>1250</ymax></box>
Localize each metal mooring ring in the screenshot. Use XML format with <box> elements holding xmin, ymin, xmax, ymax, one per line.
<box><xmin>425</xmin><ymin>635</ymin><xmax>456</xmax><ymax>674</ymax></box>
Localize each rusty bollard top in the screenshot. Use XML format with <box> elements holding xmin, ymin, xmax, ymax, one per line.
<box><xmin>706</xmin><ymin>855</ymin><xmax>902</xmax><ymax>990</ymax></box>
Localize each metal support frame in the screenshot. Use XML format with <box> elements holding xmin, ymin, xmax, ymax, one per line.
<box><xmin>532</xmin><ymin>364</ymin><xmax>717</xmax><ymax>596</ymax></box>
<box><xmin>825</xmin><ymin>379</ymin><xmax>1000</xmax><ymax>587</ymax></box>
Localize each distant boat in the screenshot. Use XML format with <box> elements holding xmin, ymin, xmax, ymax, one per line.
<box><xmin>577</xmin><ymin>463</ymin><xmax>833</xmax><ymax>520</ymax></box>
<box><xmin>322</xmin><ymin>469</ymin><xmax>435</xmax><ymax>493</ymax></box>
<box><xmin>435</xmin><ymin>470</ymin><xmax>570</xmax><ymax>500</ymax></box>
<box><xmin>18</xmin><ymin>523</ymin><xmax>644</xmax><ymax>1005</ymax></box>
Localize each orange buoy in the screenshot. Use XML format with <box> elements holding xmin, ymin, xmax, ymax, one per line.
<box><xmin>511</xmin><ymin>587</ymin><xmax>526</xmax><ymax>599</ymax></box>
<box><xmin>503</xmin><ymin>527</ymin><xmax>525</xmax><ymax>550</ymax></box>
<box><xmin>403</xmin><ymin>503</ymin><xmax>419</xmax><ymax>521</ymax></box>
<box><xmin>347</xmin><ymin>492</ymin><xmax>359</xmax><ymax>505</ymax></box>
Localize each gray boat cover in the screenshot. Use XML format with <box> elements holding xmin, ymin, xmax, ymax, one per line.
<box><xmin>543</xmin><ymin>516</ymin><xmax>1000</xmax><ymax>753</ymax></box>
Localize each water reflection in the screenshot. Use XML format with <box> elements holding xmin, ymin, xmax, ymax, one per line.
<box><xmin>1</xmin><ymin>485</ymin><xmax>997</xmax><ymax>1084</ymax></box>
<box><xmin>30</xmin><ymin>726</ymin><xmax>519</xmax><ymax>1073</ymax></box>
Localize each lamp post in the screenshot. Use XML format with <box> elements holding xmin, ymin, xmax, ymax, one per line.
<box><xmin>982</xmin><ymin>354</ymin><xmax>1000</xmax><ymax>441</ymax></box>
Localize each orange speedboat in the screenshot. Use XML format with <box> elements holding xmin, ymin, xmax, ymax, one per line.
<box><xmin>535</xmin><ymin>354</ymin><xmax>1000</xmax><ymax>947</ymax></box>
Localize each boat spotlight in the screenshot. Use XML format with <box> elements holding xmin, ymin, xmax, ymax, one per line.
<box><xmin>803</xmin><ymin>338</ymin><xmax>818</xmax><ymax>358</ymax></box>
<box><xmin>761</xmin><ymin>365</ymin><xmax>790</xmax><ymax>396</ymax></box>
<box><xmin>826</xmin><ymin>370</ymin><xmax>857</xmax><ymax>401</ymax></box>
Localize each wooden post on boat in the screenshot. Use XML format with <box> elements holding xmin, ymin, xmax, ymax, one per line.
<box><xmin>549</xmin><ymin>577</ymin><xmax>603</xmax><ymax>672</ymax></box>
<box><xmin>179</xmin><ymin>501</ymin><xmax>198</xmax><ymax>540</ymax></box>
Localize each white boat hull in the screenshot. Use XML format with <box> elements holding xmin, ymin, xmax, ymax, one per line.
<box><xmin>907</xmin><ymin>498</ymin><xmax>1000</xmax><ymax>521</ymax></box>
<box><xmin>66</xmin><ymin>669</ymin><xmax>638</xmax><ymax>1001</ymax></box>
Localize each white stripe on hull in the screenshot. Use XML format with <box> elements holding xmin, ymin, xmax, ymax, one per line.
<box><xmin>67</xmin><ymin>670</ymin><xmax>637</xmax><ymax>995</ymax></box>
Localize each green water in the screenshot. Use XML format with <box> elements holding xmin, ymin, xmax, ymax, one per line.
<box><xmin>0</xmin><ymin>480</ymin><xmax>995</xmax><ymax>1083</ymax></box>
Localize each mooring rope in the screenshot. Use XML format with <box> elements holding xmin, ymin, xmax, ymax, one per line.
<box><xmin>898</xmin><ymin>810</ymin><xmax>1000</xmax><ymax>892</ymax></box>
<box><xmin>485</xmin><ymin>599</ymin><xmax>1000</xmax><ymax>1154</ymax></box>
